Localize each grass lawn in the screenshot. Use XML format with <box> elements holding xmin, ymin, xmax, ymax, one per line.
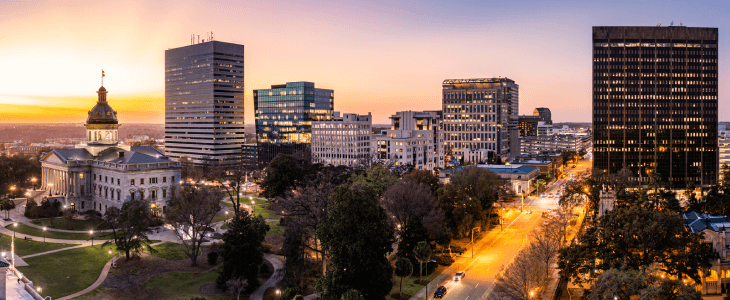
<box><xmin>144</xmin><ymin>265</ymin><xmax>228</xmax><ymax>300</ymax></box>
<box><xmin>390</xmin><ymin>266</ymin><xmax>446</xmax><ymax>299</ymax></box>
<box><xmin>152</xmin><ymin>242</ymin><xmax>188</xmax><ymax>260</ymax></box>
<box><xmin>253</xmin><ymin>206</ymin><xmax>280</xmax><ymax>220</ymax></box>
<box><xmin>31</xmin><ymin>217</ymin><xmax>110</xmax><ymax>231</ymax></box>
<box><xmin>211</xmin><ymin>211</ymin><xmax>234</xmax><ymax>223</ymax></box>
<box><xmin>0</xmin><ymin>234</ymin><xmax>79</xmax><ymax>256</ymax></box>
<box><xmin>72</xmin><ymin>286</ymin><xmax>114</xmax><ymax>300</ymax></box>
<box><xmin>266</xmin><ymin>221</ymin><xmax>284</xmax><ymax>235</ymax></box>
<box><xmin>19</xmin><ymin>245</ymin><xmax>120</xmax><ymax>299</ymax></box>
<box><xmin>7</xmin><ymin>223</ymin><xmax>105</xmax><ymax>241</ymax></box>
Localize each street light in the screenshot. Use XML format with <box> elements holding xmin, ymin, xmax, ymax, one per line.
<box><xmin>501</xmin><ymin>208</ymin><xmax>506</xmax><ymax>231</ymax></box>
<box><xmin>89</xmin><ymin>230</ymin><xmax>94</xmax><ymax>246</ymax></box>
<box><xmin>471</xmin><ymin>227</ymin><xmax>481</xmax><ymax>258</ymax></box>
<box><xmin>31</xmin><ymin>178</ymin><xmax>37</xmax><ymax>190</ymax></box>
<box><xmin>42</xmin><ymin>227</ymin><xmax>46</xmax><ymax>243</ymax></box>
<box><xmin>13</xmin><ymin>223</ymin><xmax>17</xmax><ymax>239</ymax></box>
<box><xmin>108</xmin><ymin>248</ymin><xmax>115</xmax><ymax>267</ymax></box>
<box><xmin>47</xmin><ymin>183</ymin><xmax>53</xmax><ymax>196</ymax></box>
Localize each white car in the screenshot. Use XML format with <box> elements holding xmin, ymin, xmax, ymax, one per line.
<box><xmin>453</xmin><ymin>271</ymin><xmax>466</xmax><ymax>281</ymax></box>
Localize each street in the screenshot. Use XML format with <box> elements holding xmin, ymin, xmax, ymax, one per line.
<box><xmin>424</xmin><ymin>157</ymin><xmax>592</xmax><ymax>300</ymax></box>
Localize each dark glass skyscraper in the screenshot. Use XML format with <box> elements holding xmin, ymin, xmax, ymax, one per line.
<box><xmin>164</xmin><ymin>41</ymin><xmax>245</xmax><ymax>165</ymax></box>
<box><xmin>254</xmin><ymin>82</ymin><xmax>333</xmax><ymax>166</ymax></box>
<box><xmin>592</xmin><ymin>26</ymin><xmax>718</xmax><ymax>188</ymax></box>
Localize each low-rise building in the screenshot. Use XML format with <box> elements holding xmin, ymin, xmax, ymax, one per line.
<box><xmin>311</xmin><ymin>112</ymin><xmax>372</xmax><ymax>168</ymax></box>
<box><xmin>507</xmin><ymin>159</ymin><xmax>553</xmax><ymax>177</ymax></box>
<box><xmin>520</xmin><ymin>133</ymin><xmax>591</xmax><ymax>156</ymax></box>
<box><xmin>372</xmin><ymin>111</ymin><xmax>444</xmax><ymax>170</ymax></box>
<box><xmin>682</xmin><ymin>211</ymin><xmax>730</xmax><ymax>295</ymax></box>
<box><xmin>439</xmin><ymin>164</ymin><xmax>539</xmax><ymax>195</ymax></box>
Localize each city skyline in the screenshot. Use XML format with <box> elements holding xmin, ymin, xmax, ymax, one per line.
<box><xmin>2</xmin><ymin>1</ymin><xmax>730</xmax><ymax>124</ymax></box>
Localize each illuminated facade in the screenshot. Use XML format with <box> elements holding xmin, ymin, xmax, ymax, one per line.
<box><xmin>164</xmin><ymin>41</ymin><xmax>246</xmax><ymax>165</ymax></box>
<box><xmin>254</xmin><ymin>82</ymin><xmax>334</xmax><ymax>166</ymax></box>
<box><xmin>592</xmin><ymin>26</ymin><xmax>718</xmax><ymax>188</ymax></box>
<box><xmin>442</xmin><ymin>78</ymin><xmax>518</xmax><ymax>162</ymax></box>
<box><xmin>41</xmin><ymin>85</ymin><xmax>181</xmax><ymax>214</ymax></box>
<box><xmin>372</xmin><ymin>111</ymin><xmax>445</xmax><ymax>170</ymax></box>
<box><xmin>312</xmin><ymin>112</ymin><xmax>372</xmax><ymax>167</ymax></box>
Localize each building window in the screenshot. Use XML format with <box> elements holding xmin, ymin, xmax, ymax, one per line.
<box><xmin>162</xmin><ymin>189</ymin><xmax>167</xmax><ymax>198</ymax></box>
<box><xmin>150</xmin><ymin>178</ymin><xmax>157</xmax><ymax>184</ymax></box>
<box><xmin>79</xmin><ymin>173</ymin><xmax>84</xmax><ymax>179</ymax></box>
<box><xmin>94</xmin><ymin>174</ymin><xmax>97</xmax><ymax>180</ymax></box>
<box><xmin>163</xmin><ymin>177</ymin><xmax>167</xmax><ymax>183</ymax></box>
<box><xmin>152</xmin><ymin>190</ymin><xmax>157</xmax><ymax>199</ymax></box>
<box><xmin>130</xmin><ymin>191</ymin><xmax>135</xmax><ymax>200</ymax></box>
<box><xmin>117</xmin><ymin>190</ymin><xmax>120</xmax><ymax>200</ymax></box>
<box><xmin>80</xmin><ymin>185</ymin><xmax>84</xmax><ymax>195</ymax></box>
<box><xmin>117</xmin><ymin>179</ymin><xmax>120</xmax><ymax>185</ymax></box>
<box><xmin>141</xmin><ymin>178</ymin><xmax>145</xmax><ymax>185</ymax></box>
<box><xmin>140</xmin><ymin>190</ymin><xmax>145</xmax><ymax>199</ymax></box>
<box><xmin>105</xmin><ymin>176</ymin><xmax>108</xmax><ymax>183</ymax></box>
<box><xmin>172</xmin><ymin>176</ymin><xmax>175</xmax><ymax>183</ymax></box>
<box><xmin>131</xmin><ymin>179</ymin><xmax>135</xmax><ymax>185</ymax></box>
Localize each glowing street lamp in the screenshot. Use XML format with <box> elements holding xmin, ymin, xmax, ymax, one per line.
<box><xmin>471</xmin><ymin>227</ymin><xmax>481</xmax><ymax>258</ymax></box>
<box><xmin>89</xmin><ymin>230</ymin><xmax>94</xmax><ymax>246</ymax></box>
<box><xmin>47</xmin><ymin>183</ymin><xmax>53</xmax><ymax>196</ymax></box>
<box><xmin>42</xmin><ymin>227</ymin><xmax>46</xmax><ymax>243</ymax></box>
<box><xmin>108</xmin><ymin>248</ymin><xmax>115</xmax><ymax>267</ymax></box>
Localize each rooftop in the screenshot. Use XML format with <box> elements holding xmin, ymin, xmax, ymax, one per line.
<box><xmin>683</xmin><ymin>211</ymin><xmax>730</xmax><ymax>233</ymax></box>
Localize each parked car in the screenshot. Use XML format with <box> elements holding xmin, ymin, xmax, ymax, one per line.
<box><xmin>434</xmin><ymin>286</ymin><xmax>447</xmax><ymax>298</ymax></box>
<box><xmin>548</xmin><ymin>193</ymin><xmax>554</xmax><ymax>198</ymax></box>
<box><xmin>526</xmin><ymin>210</ymin><xmax>533</xmax><ymax>214</ymax></box>
<box><xmin>453</xmin><ymin>271</ymin><xmax>466</xmax><ymax>281</ymax></box>
<box><xmin>541</xmin><ymin>193</ymin><xmax>547</xmax><ymax>198</ymax></box>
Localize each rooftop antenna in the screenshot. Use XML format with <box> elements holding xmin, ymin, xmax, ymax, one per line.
<box><xmin>680</xmin><ymin>21</ymin><xmax>683</xmax><ymax>26</ymax></box>
<box><xmin>657</xmin><ymin>23</ymin><xmax>661</xmax><ymax>27</ymax></box>
<box><xmin>670</xmin><ymin>21</ymin><xmax>674</xmax><ymax>26</ymax></box>
<box><xmin>198</xmin><ymin>35</ymin><xmax>200</xmax><ymax>44</ymax></box>
<box><xmin>211</xmin><ymin>31</ymin><xmax>214</xmax><ymax>41</ymax></box>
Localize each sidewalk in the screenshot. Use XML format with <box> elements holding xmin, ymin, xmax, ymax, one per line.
<box><xmin>250</xmin><ymin>254</ymin><xmax>285</xmax><ymax>300</ymax></box>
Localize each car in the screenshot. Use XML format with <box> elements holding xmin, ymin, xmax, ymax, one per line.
<box><xmin>561</xmin><ymin>185</ymin><xmax>565</xmax><ymax>189</ymax></box>
<box><xmin>544</xmin><ymin>220</ymin><xmax>550</xmax><ymax>225</ymax></box>
<box><xmin>434</xmin><ymin>286</ymin><xmax>447</xmax><ymax>298</ymax></box>
<box><xmin>541</xmin><ymin>193</ymin><xmax>547</xmax><ymax>198</ymax></box>
<box><xmin>526</xmin><ymin>210</ymin><xmax>533</xmax><ymax>214</ymax></box>
<box><xmin>453</xmin><ymin>271</ymin><xmax>466</xmax><ymax>281</ymax></box>
<box><xmin>548</xmin><ymin>193</ymin><xmax>554</xmax><ymax>198</ymax></box>
<box><xmin>571</xmin><ymin>173</ymin><xmax>575</xmax><ymax>178</ymax></box>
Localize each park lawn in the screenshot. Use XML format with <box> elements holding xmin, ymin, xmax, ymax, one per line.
<box><xmin>211</xmin><ymin>211</ymin><xmax>234</xmax><ymax>223</ymax></box>
<box><xmin>253</xmin><ymin>206</ymin><xmax>280</xmax><ymax>220</ymax></box>
<box><xmin>389</xmin><ymin>266</ymin><xmax>447</xmax><ymax>299</ymax></box>
<box><xmin>152</xmin><ymin>242</ymin><xmax>188</xmax><ymax>260</ymax></box>
<box><xmin>6</xmin><ymin>223</ymin><xmax>106</xmax><ymax>241</ymax></box>
<box><xmin>71</xmin><ymin>286</ymin><xmax>114</xmax><ymax>300</ymax></box>
<box><xmin>0</xmin><ymin>234</ymin><xmax>79</xmax><ymax>256</ymax></box>
<box><xmin>18</xmin><ymin>245</ymin><xmax>120</xmax><ymax>299</ymax></box>
<box><xmin>266</xmin><ymin>221</ymin><xmax>284</xmax><ymax>235</ymax></box>
<box><xmin>31</xmin><ymin>217</ymin><xmax>110</xmax><ymax>231</ymax></box>
<box><xmin>144</xmin><ymin>265</ymin><xmax>228</xmax><ymax>300</ymax></box>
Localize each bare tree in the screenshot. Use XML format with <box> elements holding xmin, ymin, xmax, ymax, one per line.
<box><xmin>271</xmin><ymin>172</ymin><xmax>339</xmax><ymax>275</ymax></box>
<box><xmin>166</xmin><ymin>185</ymin><xmax>223</xmax><ymax>266</ymax></box>
<box><xmin>63</xmin><ymin>207</ymin><xmax>75</xmax><ymax>229</ymax></box>
<box><xmin>491</xmin><ymin>248</ymin><xmax>546</xmax><ymax>300</ymax></box>
<box><xmin>226</xmin><ymin>277</ymin><xmax>248</xmax><ymax>300</ymax></box>
<box><xmin>380</xmin><ymin>180</ymin><xmax>445</xmax><ymax>237</ymax></box>
<box><xmin>529</xmin><ymin>221</ymin><xmax>562</xmax><ymax>280</ymax></box>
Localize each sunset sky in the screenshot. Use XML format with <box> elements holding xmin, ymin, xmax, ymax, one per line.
<box><xmin>1</xmin><ymin>0</ymin><xmax>729</xmax><ymax>124</ymax></box>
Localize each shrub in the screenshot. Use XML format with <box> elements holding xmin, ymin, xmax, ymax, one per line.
<box><xmin>283</xmin><ymin>286</ymin><xmax>302</xmax><ymax>300</ymax></box>
<box><xmin>207</xmin><ymin>251</ymin><xmax>219</xmax><ymax>265</ymax></box>
<box><xmin>433</xmin><ymin>254</ymin><xmax>455</xmax><ymax>266</ymax></box>
<box><xmin>451</xmin><ymin>246</ymin><xmax>466</xmax><ymax>254</ymax></box>
<box><xmin>293</xmin><ymin>295</ymin><xmax>304</xmax><ymax>300</ymax></box>
<box><xmin>259</xmin><ymin>261</ymin><xmax>272</xmax><ymax>274</ymax></box>
<box><xmin>261</xmin><ymin>243</ymin><xmax>273</xmax><ymax>253</ymax></box>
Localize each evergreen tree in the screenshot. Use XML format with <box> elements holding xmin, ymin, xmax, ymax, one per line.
<box><xmin>216</xmin><ymin>212</ymin><xmax>269</xmax><ymax>291</ymax></box>
<box><xmin>316</xmin><ymin>187</ymin><xmax>395</xmax><ymax>300</ymax></box>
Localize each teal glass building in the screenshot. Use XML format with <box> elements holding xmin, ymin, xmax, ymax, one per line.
<box><xmin>253</xmin><ymin>82</ymin><xmax>333</xmax><ymax>166</ymax></box>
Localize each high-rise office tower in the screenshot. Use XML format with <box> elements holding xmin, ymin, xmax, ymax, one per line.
<box><xmin>254</xmin><ymin>82</ymin><xmax>334</xmax><ymax>166</ymax></box>
<box><xmin>593</xmin><ymin>26</ymin><xmax>718</xmax><ymax>188</ymax></box>
<box><xmin>164</xmin><ymin>41</ymin><xmax>246</xmax><ymax>165</ymax></box>
<box><xmin>533</xmin><ymin>107</ymin><xmax>552</xmax><ymax>124</ymax></box>
<box><xmin>442</xmin><ymin>78</ymin><xmax>518</xmax><ymax>161</ymax></box>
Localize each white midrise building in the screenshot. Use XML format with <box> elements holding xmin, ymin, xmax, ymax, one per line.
<box><xmin>372</xmin><ymin>111</ymin><xmax>445</xmax><ymax>171</ymax></box>
<box><xmin>311</xmin><ymin>112</ymin><xmax>372</xmax><ymax>167</ymax></box>
<box><xmin>40</xmin><ymin>84</ymin><xmax>181</xmax><ymax>214</ymax></box>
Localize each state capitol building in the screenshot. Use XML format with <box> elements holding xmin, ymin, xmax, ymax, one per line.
<box><xmin>40</xmin><ymin>83</ymin><xmax>181</xmax><ymax>214</ymax></box>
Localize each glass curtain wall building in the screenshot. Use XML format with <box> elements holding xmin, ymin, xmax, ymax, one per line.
<box><xmin>592</xmin><ymin>26</ymin><xmax>718</xmax><ymax>188</ymax></box>
<box><xmin>442</xmin><ymin>78</ymin><xmax>518</xmax><ymax>162</ymax></box>
<box><xmin>164</xmin><ymin>41</ymin><xmax>246</xmax><ymax>165</ymax></box>
<box><xmin>254</xmin><ymin>82</ymin><xmax>334</xmax><ymax>166</ymax></box>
